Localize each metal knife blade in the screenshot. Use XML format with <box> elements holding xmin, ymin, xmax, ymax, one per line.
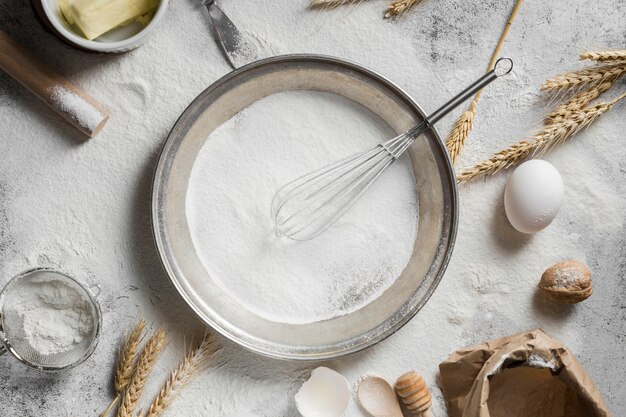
<box><xmin>203</xmin><ymin>0</ymin><xmax>259</xmax><ymax>69</ymax></box>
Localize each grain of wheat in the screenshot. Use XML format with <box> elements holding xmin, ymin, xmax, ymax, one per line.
<box><xmin>385</xmin><ymin>0</ymin><xmax>423</xmax><ymax>18</ymax></box>
<box><xmin>99</xmin><ymin>319</ymin><xmax>146</xmax><ymax>417</ymax></box>
<box><xmin>580</xmin><ymin>50</ymin><xmax>626</xmax><ymax>62</ymax></box>
<box><xmin>540</xmin><ymin>62</ymin><xmax>626</xmax><ymax>93</ymax></box>
<box><xmin>545</xmin><ymin>79</ymin><xmax>614</xmax><ymax>125</ymax></box>
<box><xmin>445</xmin><ymin>102</ymin><xmax>476</xmax><ymax>164</ymax></box>
<box><xmin>308</xmin><ymin>0</ymin><xmax>367</xmax><ymax>9</ymax></box>
<box><xmin>457</xmin><ymin>93</ymin><xmax>626</xmax><ymax>182</ymax></box>
<box><xmin>117</xmin><ymin>329</ymin><xmax>167</xmax><ymax>417</ymax></box>
<box><xmin>115</xmin><ymin>319</ymin><xmax>146</xmax><ymax>393</ymax></box>
<box><xmin>144</xmin><ymin>334</ymin><xmax>218</xmax><ymax>417</ymax></box>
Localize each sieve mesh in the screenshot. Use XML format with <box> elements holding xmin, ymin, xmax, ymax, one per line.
<box><xmin>0</xmin><ymin>269</ymin><xmax>100</xmax><ymax>370</ymax></box>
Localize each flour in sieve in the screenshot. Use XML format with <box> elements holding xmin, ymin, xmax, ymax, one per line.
<box><xmin>185</xmin><ymin>91</ymin><xmax>419</xmax><ymax>324</ymax></box>
<box><xmin>2</xmin><ymin>274</ymin><xmax>95</xmax><ymax>356</ymax></box>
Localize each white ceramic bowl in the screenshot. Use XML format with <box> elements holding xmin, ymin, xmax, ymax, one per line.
<box><xmin>38</xmin><ymin>0</ymin><xmax>169</xmax><ymax>53</ymax></box>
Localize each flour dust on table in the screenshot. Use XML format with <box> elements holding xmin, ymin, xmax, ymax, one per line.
<box><xmin>185</xmin><ymin>91</ymin><xmax>419</xmax><ymax>324</ymax></box>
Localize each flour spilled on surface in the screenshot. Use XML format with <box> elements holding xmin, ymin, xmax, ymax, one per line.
<box><xmin>185</xmin><ymin>91</ymin><xmax>418</xmax><ymax>324</ymax></box>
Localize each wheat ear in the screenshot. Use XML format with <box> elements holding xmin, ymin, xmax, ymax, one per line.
<box><xmin>445</xmin><ymin>0</ymin><xmax>523</xmax><ymax>164</ymax></box>
<box><xmin>100</xmin><ymin>319</ymin><xmax>146</xmax><ymax>417</ymax></box>
<box><xmin>144</xmin><ymin>333</ymin><xmax>218</xmax><ymax>417</ymax></box>
<box><xmin>117</xmin><ymin>329</ymin><xmax>167</xmax><ymax>417</ymax></box>
<box><xmin>308</xmin><ymin>0</ymin><xmax>366</xmax><ymax>9</ymax></box>
<box><xmin>580</xmin><ymin>50</ymin><xmax>626</xmax><ymax>62</ymax></box>
<box><xmin>540</xmin><ymin>62</ymin><xmax>626</xmax><ymax>93</ymax></box>
<box><xmin>115</xmin><ymin>319</ymin><xmax>146</xmax><ymax>392</ymax></box>
<box><xmin>446</xmin><ymin>102</ymin><xmax>477</xmax><ymax>164</ymax></box>
<box><xmin>385</xmin><ymin>0</ymin><xmax>423</xmax><ymax>18</ymax></box>
<box><xmin>457</xmin><ymin>92</ymin><xmax>626</xmax><ymax>183</ymax></box>
<box><xmin>545</xmin><ymin>79</ymin><xmax>615</xmax><ymax>125</ymax></box>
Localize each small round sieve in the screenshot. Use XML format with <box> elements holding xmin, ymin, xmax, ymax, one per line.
<box><xmin>0</xmin><ymin>268</ymin><xmax>102</xmax><ymax>371</ymax></box>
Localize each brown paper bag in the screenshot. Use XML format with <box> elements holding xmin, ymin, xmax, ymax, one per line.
<box><xmin>439</xmin><ymin>329</ymin><xmax>611</xmax><ymax>417</ymax></box>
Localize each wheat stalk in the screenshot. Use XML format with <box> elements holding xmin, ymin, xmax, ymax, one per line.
<box><xmin>100</xmin><ymin>319</ymin><xmax>146</xmax><ymax>417</ymax></box>
<box><xmin>580</xmin><ymin>50</ymin><xmax>626</xmax><ymax>62</ymax></box>
<box><xmin>545</xmin><ymin>79</ymin><xmax>615</xmax><ymax>125</ymax></box>
<box><xmin>540</xmin><ymin>62</ymin><xmax>626</xmax><ymax>93</ymax></box>
<box><xmin>444</xmin><ymin>0</ymin><xmax>523</xmax><ymax>164</ymax></box>
<box><xmin>115</xmin><ymin>319</ymin><xmax>146</xmax><ymax>392</ymax></box>
<box><xmin>144</xmin><ymin>333</ymin><xmax>218</xmax><ymax>417</ymax></box>
<box><xmin>446</xmin><ymin>102</ymin><xmax>477</xmax><ymax>164</ymax></box>
<box><xmin>308</xmin><ymin>0</ymin><xmax>367</xmax><ymax>9</ymax></box>
<box><xmin>457</xmin><ymin>92</ymin><xmax>626</xmax><ymax>183</ymax></box>
<box><xmin>385</xmin><ymin>0</ymin><xmax>423</xmax><ymax>18</ymax></box>
<box><xmin>117</xmin><ymin>329</ymin><xmax>167</xmax><ymax>417</ymax></box>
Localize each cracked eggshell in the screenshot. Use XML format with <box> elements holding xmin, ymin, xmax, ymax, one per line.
<box><xmin>295</xmin><ymin>367</ymin><xmax>351</xmax><ymax>417</ymax></box>
<box><xmin>504</xmin><ymin>160</ymin><xmax>564</xmax><ymax>234</ymax></box>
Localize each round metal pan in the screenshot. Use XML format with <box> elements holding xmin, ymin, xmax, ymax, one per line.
<box><xmin>152</xmin><ymin>54</ymin><xmax>458</xmax><ymax>360</ymax></box>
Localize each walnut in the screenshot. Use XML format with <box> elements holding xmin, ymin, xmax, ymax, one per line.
<box><xmin>538</xmin><ymin>260</ymin><xmax>592</xmax><ymax>304</ymax></box>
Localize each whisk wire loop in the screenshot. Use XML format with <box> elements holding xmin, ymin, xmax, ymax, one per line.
<box><xmin>277</xmin><ymin>150</ymin><xmax>396</xmax><ymax>239</ymax></box>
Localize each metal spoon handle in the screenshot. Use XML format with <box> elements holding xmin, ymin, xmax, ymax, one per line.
<box><xmin>202</xmin><ymin>0</ymin><xmax>259</xmax><ymax>69</ymax></box>
<box><xmin>426</xmin><ymin>57</ymin><xmax>513</xmax><ymax>126</ymax></box>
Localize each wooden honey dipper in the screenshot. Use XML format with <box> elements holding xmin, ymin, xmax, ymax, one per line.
<box><xmin>395</xmin><ymin>371</ymin><xmax>434</xmax><ymax>417</ymax></box>
<box><xmin>0</xmin><ymin>30</ymin><xmax>109</xmax><ymax>137</ymax></box>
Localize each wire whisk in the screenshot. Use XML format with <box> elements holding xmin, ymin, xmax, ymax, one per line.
<box><xmin>272</xmin><ymin>58</ymin><xmax>513</xmax><ymax>241</ymax></box>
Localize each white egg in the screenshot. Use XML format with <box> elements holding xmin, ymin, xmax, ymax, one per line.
<box><xmin>504</xmin><ymin>160</ymin><xmax>564</xmax><ymax>234</ymax></box>
<box><xmin>295</xmin><ymin>367</ymin><xmax>351</xmax><ymax>417</ymax></box>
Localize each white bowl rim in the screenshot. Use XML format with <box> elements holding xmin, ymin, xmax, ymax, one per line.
<box><xmin>40</xmin><ymin>0</ymin><xmax>169</xmax><ymax>52</ymax></box>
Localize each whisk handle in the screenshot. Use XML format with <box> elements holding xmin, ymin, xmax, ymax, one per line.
<box><xmin>426</xmin><ymin>57</ymin><xmax>513</xmax><ymax>126</ymax></box>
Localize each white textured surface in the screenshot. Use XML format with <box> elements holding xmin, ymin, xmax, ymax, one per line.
<box><xmin>0</xmin><ymin>0</ymin><xmax>624</xmax><ymax>416</ymax></box>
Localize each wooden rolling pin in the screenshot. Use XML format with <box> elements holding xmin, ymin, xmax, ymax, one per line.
<box><xmin>0</xmin><ymin>30</ymin><xmax>109</xmax><ymax>137</ymax></box>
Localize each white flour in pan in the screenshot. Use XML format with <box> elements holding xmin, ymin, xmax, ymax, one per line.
<box><xmin>185</xmin><ymin>91</ymin><xmax>418</xmax><ymax>324</ymax></box>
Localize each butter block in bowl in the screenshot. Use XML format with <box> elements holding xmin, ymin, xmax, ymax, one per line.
<box><xmin>60</xmin><ymin>0</ymin><xmax>159</xmax><ymax>40</ymax></box>
<box><xmin>35</xmin><ymin>0</ymin><xmax>168</xmax><ymax>53</ymax></box>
